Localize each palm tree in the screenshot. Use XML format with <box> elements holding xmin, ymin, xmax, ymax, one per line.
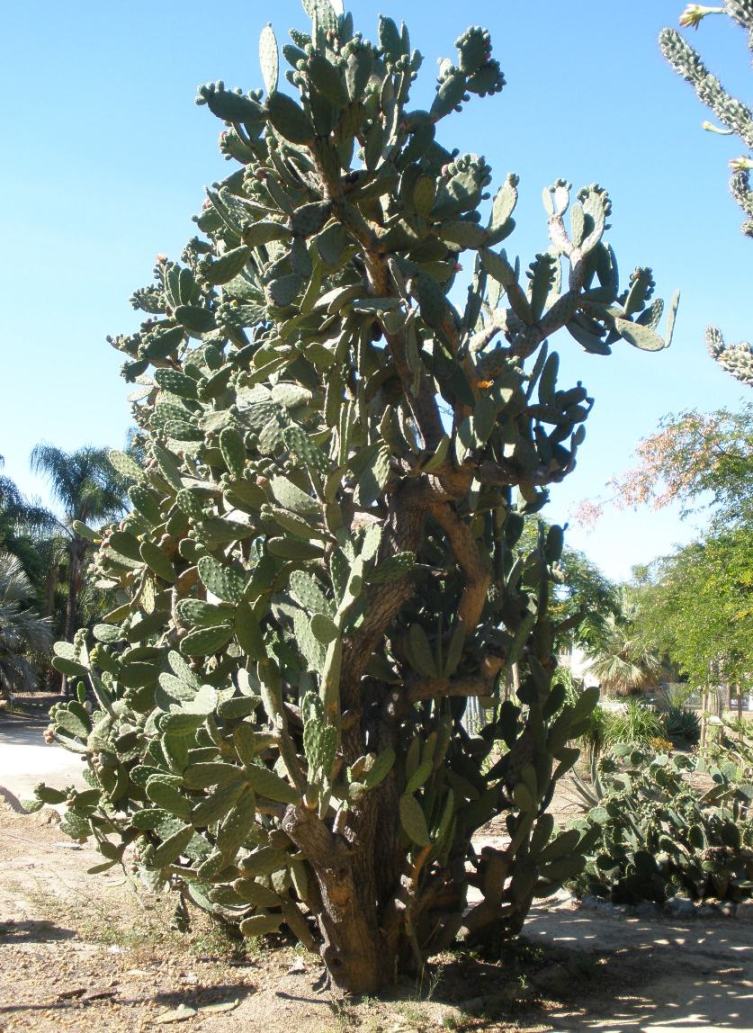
<box><xmin>585</xmin><ymin>589</ymin><xmax>664</xmax><ymax>697</ymax></box>
<box><xmin>0</xmin><ymin>456</ymin><xmax>56</xmax><ymax>588</ymax></box>
<box><xmin>0</xmin><ymin>553</ymin><xmax>53</xmax><ymax>701</ymax></box>
<box><xmin>30</xmin><ymin>445</ymin><xmax>128</xmax><ymax>648</ymax></box>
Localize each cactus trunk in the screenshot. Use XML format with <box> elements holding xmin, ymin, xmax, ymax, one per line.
<box><xmin>283</xmin><ymin>798</ymin><xmax>388</xmax><ymax>991</ymax></box>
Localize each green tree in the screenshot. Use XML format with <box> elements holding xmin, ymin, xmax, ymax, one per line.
<box><xmin>0</xmin><ymin>456</ymin><xmax>56</xmax><ymax>592</ymax></box>
<box><xmin>0</xmin><ymin>553</ymin><xmax>53</xmax><ymax>700</ymax></box>
<box><xmin>41</xmin><ymin>3</ymin><xmax>671</xmax><ymax>993</ymax></box>
<box><xmin>552</xmin><ymin>544</ymin><xmax>620</xmax><ymax>652</ymax></box>
<box><xmin>585</xmin><ymin>403</ymin><xmax>753</xmax><ymax>701</ymax></box>
<box><xmin>635</xmin><ymin>529</ymin><xmax>753</xmax><ymax>691</ymax></box>
<box><xmin>517</xmin><ymin>518</ymin><xmax>619</xmax><ymax>650</ymax></box>
<box><xmin>30</xmin><ymin>446</ymin><xmax>127</xmax><ymax>648</ymax></box>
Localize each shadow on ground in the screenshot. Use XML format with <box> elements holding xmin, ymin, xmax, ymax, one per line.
<box><xmin>0</xmin><ymin>981</ymin><xmax>254</xmax><ymax>1019</ymax></box>
<box><xmin>520</xmin><ymin>905</ymin><xmax>753</xmax><ymax>1032</ymax></box>
<box><xmin>0</xmin><ymin>918</ymin><xmax>76</xmax><ymax>944</ymax></box>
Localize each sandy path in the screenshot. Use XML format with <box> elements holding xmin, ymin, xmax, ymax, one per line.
<box><xmin>525</xmin><ymin>896</ymin><xmax>753</xmax><ymax>1032</ymax></box>
<box><xmin>0</xmin><ymin>717</ymin><xmax>86</xmax><ymax>807</ymax></box>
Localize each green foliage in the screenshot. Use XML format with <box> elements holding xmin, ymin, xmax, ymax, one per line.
<box><xmin>0</xmin><ymin>458</ymin><xmax>57</xmax><ymax>599</ymax></box>
<box><xmin>635</xmin><ymin>528</ymin><xmax>753</xmax><ymax>690</ymax></box>
<box><xmin>605</xmin><ymin>404</ymin><xmax>753</xmax><ymax>693</ymax></box>
<box><xmin>0</xmin><ymin>553</ymin><xmax>53</xmax><ymax>697</ymax></box>
<box><xmin>603</xmin><ymin>699</ymin><xmax>664</xmax><ymax>748</ymax></box>
<box><xmin>40</xmin><ymin>1</ymin><xmax>669</xmax><ymax>994</ymax></box>
<box><xmin>573</xmin><ymin>745</ymin><xmax>753</xmax><ymax>904</ymax></box>
<box><xmin>663</xmin><ymin>704</ymin><xmax>701</xmax><ymax>747</ymax></box>
<box><xmin>29</xmin><ymin>445</ymin><xmax>129</xmax><ymax>655</ymax></box>
<box><xmin>584</xmin><ymin>589</ymin><xmax>664</xmax><ymax>697</ymax></box>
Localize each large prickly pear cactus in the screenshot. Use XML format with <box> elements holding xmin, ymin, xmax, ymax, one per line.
<box><xmin>661</xmin><ymin>2</ymin><xmax>753</xmax><ymax>384</ymax></box>
<box><xmin>41</xmin><ymin>2</ymin><xmax>673</xmax><ymax>993</ymax></box>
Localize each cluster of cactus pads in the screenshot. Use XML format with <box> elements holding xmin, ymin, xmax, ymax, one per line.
<box><xmin>40</xmin><ymin>1</ymin><xmax>674</xmax><ymax>992</ymax></box>
<box><xmin>572</xmin><ymin>746</ymin><xmax>753</xmax><ymax>904</ymax></box>
<box><xmin>661</xmin><ymin>2</ymin><xmax>753</xmax><ymax>384</ymax></box>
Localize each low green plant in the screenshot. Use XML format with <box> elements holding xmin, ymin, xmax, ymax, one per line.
<box><xmin>663</xmin><ymin>705</ymin><xmax>700</xmax><ymax>748</ymax></box>
<box><xmin>603</xmin><ymin>698</ymin><xmax>664</xmax><ymax>748</ymax></box>
<box><xmin>657</xmin><ymin>682</ymin><xmax>696</xmax><ymax>710</ymax></box>
<box><xmin>572</xmin><ymin>745</ymin><xmax>753</xmax><ymax>904</ymax></box>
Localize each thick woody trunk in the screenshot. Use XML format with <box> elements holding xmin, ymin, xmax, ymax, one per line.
<box><xmin>282</xmin><ymin>800</ymin><xmax>395</xmax><ymax>992</ymax></box>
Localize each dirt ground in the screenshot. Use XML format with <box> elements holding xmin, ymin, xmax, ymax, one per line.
<box><xmin>1</xmin><ymin>712</ymin><xmax>753</xmax><ymax>1032</ymax></box>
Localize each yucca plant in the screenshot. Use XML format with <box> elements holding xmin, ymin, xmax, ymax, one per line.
<box><xmin>39</xmin><ymin>1</ymin><xmax>673</xmax><ymax>992</ymax></box>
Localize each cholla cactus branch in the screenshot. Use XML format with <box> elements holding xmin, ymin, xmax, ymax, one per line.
<box><xmin>731</xmin><ymin>168</ymin><xmax>753</xmax><ymax>235</ymax></box>
<box><xmin>725</xmin><ymin>0</ymin><xmax>753</xmax><ymax>29</ymax></box>
<box><xmin>661</xmin><ymin>3</ymin><xmax>753</xmax><ymax>381</ymax></box>
<box><xmin>706</xmin><ymin>325</ymin><xmax>753</xmax><ymax>383</ymax></box>
<box><xmin>659</xmin><ymin>28</ymin><xmax>753</xmax><ymax>146</ymax></box>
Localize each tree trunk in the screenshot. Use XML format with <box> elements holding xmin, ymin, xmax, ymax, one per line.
<box><xmin>43</xmin><ymin>561</ymin><xmax>60</xmax><ymax>691</ymax></box>
<box><xmin>281</xmin><ymin>802</ymin><xmax>394</xmax><ymax>993</ymax></box>
<box><xmin>43</xmin><ymin>562</ymin><xmax>59</xmax><ymax>620</ymax></box>
<box><xmin>511</xmin><ymin>661</ymin><xmax>520</xmax><ymax>697</ymax></box>
<box><xmin>700</xmin><ymin>681</ymin><xmax>710</xmax><ymax>748</ymax></box>
<box><xmin>60</xmin><ymin>539</ymin><xmax>86</xmax><ymax>696</ymax></box>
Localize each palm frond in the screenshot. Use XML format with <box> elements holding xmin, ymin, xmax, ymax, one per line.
<box><xmin>31</xmin><ymin>444</ymin><xmax>128</xmax><ymax>530</ymax></box>
<box><xmin>0</xmin><ymin>550</ymin><xmax>53</xmax><ymax>693</ymax></box>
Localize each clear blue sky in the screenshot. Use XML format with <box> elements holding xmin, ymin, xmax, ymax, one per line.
<box><xmin>1</xmin><ymin>0</ymin><xmax>750</xmax><ymax>580</ymax></box>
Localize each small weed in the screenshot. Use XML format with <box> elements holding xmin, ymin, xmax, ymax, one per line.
<box><xmin>416</xmin><ymin>963</ymin><xmax>442</xmax><ymax>1002</ymax></box>
<box><xmin>396</xmin><ymin>1001</ymin><xmax>426</xmax><ymax>1025</ymax></box>
<box><xmin>326</xmin><ymin>999</ymin><xmax>359</xmax><ymax>1032</ymax></box>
